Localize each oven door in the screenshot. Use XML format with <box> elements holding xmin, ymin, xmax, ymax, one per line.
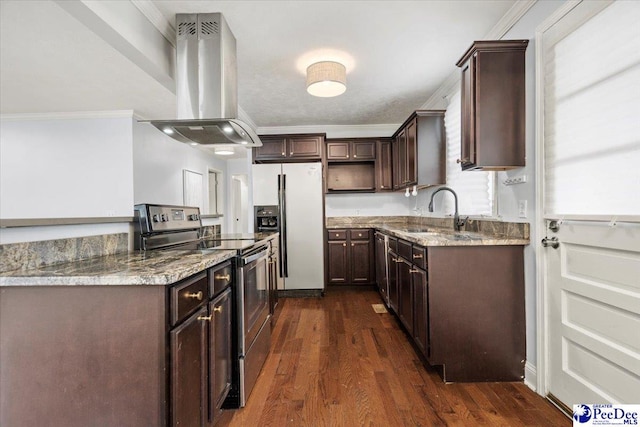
<box><xmin>238</xmin><ymin>245</ymin><xmax>270</xmax><ymax>353</ymax></box>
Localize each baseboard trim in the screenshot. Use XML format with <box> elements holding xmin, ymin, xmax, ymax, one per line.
<box><xmin>277</xmin><ymin>289</ymin><xmax>323</xmax><ymax>298</ymax></box>
<box><xmin>524</xmin><ymin>361</ymin><xmax>537</xmax><ymax>392</ymax></box>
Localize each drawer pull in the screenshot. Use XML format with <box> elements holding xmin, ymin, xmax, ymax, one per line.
<box><xmin>185</xmin><ymin>291</ymin><xmax>203</xmax><ymax>301</ymax></box>
<box><xmin>393</xmin><ymin>258</ymin><xmax>401</xmax><ymax>263</ymax></box>
<box><xmin>343</xmin><ymin>243</ymin><xmax>346</xmax><ymax>247</ymax></box>
<box><xmin>351</xmin><ymin>243</ymin><xmax>354</xmax><ymax>247</ymax></box>
<box><xmin>410</xmin><ymin>269</ymin><xmax>420</xmax><ymax>273</ymax></box>
<box><xmin>413</xmin><ymin>254</ymin><xmax>423</xmax><ymax>259</ymax></box>
<box><xmin>358</xmin><ymin>233</ymin><xmax>362</xmax><ymax>237</ymax></box>
<box><xmin>281</xmin><ymin>152</ymin><xmax>285</xmax><ymax>156</ymax></box>
<box><xmin>198</xmin><ymin>315</ymin><xmax>212</xmax><ymax>321</ymax></box>
<box><xmin>335</xmin><ymin>233</ymin><xmax>340</xmax><ymax>237</ymax></box>
<box><xmin>213</xmin><ymin>306</ymin><xmax>223</xmax><ymax>313</ymax></box>
<box><xmin>214</xmin><ymin>273</ymin><xmax>231</xmax><ymax>282</ymax></box>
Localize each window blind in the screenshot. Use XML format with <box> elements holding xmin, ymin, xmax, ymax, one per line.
<box><xmin>543</xmin><ymin>0</ymin><xmax>640</xmax><ymax>216</ymax></box>
<box><xmin>443</xmin><ymin>91</ymin><xmax>494</xmax><ymax>216</ymax></box>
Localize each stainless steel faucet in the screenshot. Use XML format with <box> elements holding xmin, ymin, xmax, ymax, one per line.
<box><xmin>428</xmin><ymin>186</ymin><xmax>467</xmax><ymax>231</ymax></box>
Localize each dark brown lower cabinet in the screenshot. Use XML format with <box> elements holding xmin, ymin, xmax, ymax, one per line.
<box><xmin>374</xmin><ymin>232</ymin><xmax>387</xmax><ymax>301</ymax></box>
<box><xmin>171</xmin><ymin>306</ymin><xmax>208</xmax><ymax>427</ymax></box>
<box><xmin>210</xmin><ymin>288</ymin><xmax>233</xmax><ymax>422</ymax></box>
<box><xmin>0</xmin><ymin>262</ymin><xmax>234</xmax><ymax>427</ymax></box>
<box><xmin>412</xmin><ymin>267</ymin><xmax>429</xmax><ymax>357</ymax></box>
<box><xmin>397</xmin><ymin>258</ymin><xmax>413</xmax><ymax>332</ymax></box>
<box><xmin>377</xmin><ymin>232</ymin><xmax>525</xmax><ymax>383</ymax></box>
<box><xmin>326</xmin><ymin>229</ymin><xmax>374</xmax><ymax>285</ymax></box>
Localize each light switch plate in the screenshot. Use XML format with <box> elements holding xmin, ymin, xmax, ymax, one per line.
<box><xmin>518</xmin><ymin>200</ymin><xmax>527</xmax><ymax>218</ymax></box>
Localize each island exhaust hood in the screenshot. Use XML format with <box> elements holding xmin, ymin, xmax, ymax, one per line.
<box><xmin>146</xmin><ymin>13</ymin><xmax>262</xmax><ymax>148</ymax></box>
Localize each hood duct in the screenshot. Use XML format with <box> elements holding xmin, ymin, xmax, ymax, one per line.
<box><xmin>146</xmin><ymin>13</ymin><xmax>261</xmax><ymax>148</ymax></box>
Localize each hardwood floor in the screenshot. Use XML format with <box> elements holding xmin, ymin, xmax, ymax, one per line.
<box><xmin>225</xmin><ymin>288</ymin><xmax>570</xmax><ymax>426</ymax></box>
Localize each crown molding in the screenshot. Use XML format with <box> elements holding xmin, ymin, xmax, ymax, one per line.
<box><xmin>257</xmin><ymin>123</ymin><xmax>400</xmax><ymax>139</ymax></box>
<box><xmin>420</xmin><ymin>0</ymin><xmax>537</xmax><ymax>110</ymax></box>
<box><xmin>485</xmin><ymin>0</ymin><xmax>538</xmax><ymax>40</ymax></box>
<box><xmin>0</xmin><ymin>110</ymin><xmax>137</xmax><ymax>122</ymax></box>
<box><xmin>131</xmin><ymin>0</ymin><xmax>176</xmax><ymax>47</ymax></box>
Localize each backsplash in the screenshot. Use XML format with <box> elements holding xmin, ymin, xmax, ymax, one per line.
<box><xmin>0</xmin><ymin>233</ymin><xmax>128</xmax><ymax>273</ymax></box>
<box><xmin>326</xmin><ymin>216</ymin><xmax>529</xmax><ymax>240</ymax></box>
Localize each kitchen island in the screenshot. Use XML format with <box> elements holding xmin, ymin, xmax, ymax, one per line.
<box><xmin>0</xmin><ymin>247</ymin><xmax>236</xmax><ymax>427</ymax></box>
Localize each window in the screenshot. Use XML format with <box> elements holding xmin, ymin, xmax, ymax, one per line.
<box><xmin>541</xmin><ymin>0</ymin><xmax>640</xmax><ymax>217</ymax></box>
<box><xmin>208</xmin><ymin>169</ymin><xmax>223</xmax><ymax>216</ymax></box>
<box><xmin>443</xmin><ymin>91</ymin><xmax>495</xmax><ymax>216</ymax></box>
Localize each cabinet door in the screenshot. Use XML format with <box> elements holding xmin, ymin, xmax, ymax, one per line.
<box><xmin>376</xmin><ymin>140</ymin><xmax>393</xmax><ymax>191</ymax></box>
<box><xmin>352</xmin><ymin>141</ymin><xmax>376</xmax><ymax>160</ymax></box>
<box><xmin>412</xmin><ymin>267</ymin><xmax>429</xmax><ymax>358</ymax></box>
<box><xmin>327</xmin><ymin>240</ymin><xmax>349</xmax><ymax>284</ymax></box>
<box><xmin>288</xmin><ymin>136</ymin><xmax>323</xmax><ymax>160</ymax></box>
<box><xmin>171</xmin><ymin>307</ymin><xmax>207</xmax><ymax>427</ymax></box>
<box><xmin>405</xmin><ymin>118</ymin><xmax>418</xmax><ymax>185</ymax></box>
<box><xmin>326</xmin><ymin>141</ymin><xmax>350</xmax><ymax>160</ymax></box>
<box><xmin>393</xmin><ymin>129</ymin><xmax>407</xmax><ymax>189</ymax></box>
<box><xmin>209</xmin><ymin>289</ymin><xmax>232</xmax><ymax>422</ymax></box>
<box><xmin>254</xmin><ymin>137</ymin><xmax>287</xmax><ymax>161</ymax></box>
<box><xmin>350</xmin><ymin>239</ymin><xmax>373</xmax><ymax>284</ymax></box>
<box><xmin>460</xmin><ymin>56</ymin><xmax>476</xmax><ymax>170</ymax></box>
<box><xmin>397</xmin><ymin>259</ymin><xmax>413</xmax><ymax>332</ymax></box>
<box><xmin>387</xmin><ymin>250</ymin><xmax>399</xmax><ymax>312</ymax></box>
<box><xmin>375</xmin><ymin>233</ymin><xmax>387</xmax><ymax>300</ymax></box>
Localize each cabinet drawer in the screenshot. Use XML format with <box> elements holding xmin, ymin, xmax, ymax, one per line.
<box><xmin>328</xmin><ymin>230</ymin><xmax>347</xmax><ymax>240</ymax></box>
<box><xmin>388</xmin><ymin>236</ymin><xmax>398</xmax><ymax>252</ymax></box>
<box><xmin>171</xmin><ymin>272</ymin><xmax>208</xmax><ymax>326</ymax></box>
<box><xmin>412</xmin><ymin>246</ymin><xmax>427</xmax><ymax>270</ymax></box>
<box><xmin>210</xmin><ymin>261</ymin><xmax>233</xmax><ymax>297</ymax></box>
<box><xmin>397</xmin><ymin>239</ymin><xmax>412</xmax><ymax>260</ymax></box>
<box><xmin>349</xmin><ymin>229</ymin><xmax>371</xmax><ymax>241</ymax></box>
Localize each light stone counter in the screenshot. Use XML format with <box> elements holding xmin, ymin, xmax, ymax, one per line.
<box><xmin>0</xmin><ymin>249</ymin><xmax>236</xmax><ymax>286</ymax></box>
<box><xmin>326</xmin><ymin>216</ymin><xmax>529</xmax><ymax>246</ymax></box>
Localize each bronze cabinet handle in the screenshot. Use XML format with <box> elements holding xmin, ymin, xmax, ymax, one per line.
<box><xmin>185</xmin><ymin>291</ymin><xmax>203</xmax><ymax>301</ymax></box>
<box><xmin>410</xmin><ymin>269</ymin><xmax>420</xmax><ymax>273</ymax></box>
<box><xmin>214</xmin><ymin>274</ymin><xmax>231</xmax><ymax>282</ymax></box>
<box><xmin>413</xmin><ymin>254</ymin><xmax>423</xmax><ymax>259</ymax></box>
<box><xmin>213</xmin><ymin>306</ymin><xmax>223</xmax><ymax>313</ymax></box>
<box><xmin>197</xmin><ymin>315</ymin><xmax>212</xmax><ymax>321</ymax></box>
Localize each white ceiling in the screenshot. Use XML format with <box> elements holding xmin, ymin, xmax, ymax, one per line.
<box><xmin>0</xmin><ymin>0</ymin><xmax>519</xmax><ymax>144</ymax></box>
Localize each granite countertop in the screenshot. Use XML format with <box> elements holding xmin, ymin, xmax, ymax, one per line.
<box><xmin>0</xmin><ymin>249</ymin><xmax>237</xmax><ymax>287</ymax></box>
<box><xmin>326</xmin><ymin>217</ymin><xmax>530</xmax><ymax>247</ymax></box>
<box><xmin>376</xmin><ymin>225</ymin><xmax>529</xmax><ymax>246</ymax></box>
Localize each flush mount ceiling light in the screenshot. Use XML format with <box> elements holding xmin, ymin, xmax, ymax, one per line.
<box><xmin>214</xmin><ymin>147</ymin><xmax>234</xmax><ymax>156</ymax></box>
<box><xmin>306</xmin><ymin>61</ymin><xmax>347</xmax><ymax>97</ymax></box>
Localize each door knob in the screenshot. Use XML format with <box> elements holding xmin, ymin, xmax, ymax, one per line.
<box><xmin>541</xmin><ymin>237</ymin><xmax>559</xmax><ymax>249</ymax></box>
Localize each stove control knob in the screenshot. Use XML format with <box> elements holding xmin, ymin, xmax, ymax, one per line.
<box><xmin>160</xmin><ymin>213</ymin><xmax>168</xmax><ymax>222</ymax></box>
<box><xmin>152</xmin><ymin>214</ymin><xmax>159</xmax><ymax>222</ymax></box>
<box><xmin>189</xmin><ymin>214</ymin><xmax>199</xmax><ymax>221</ymax></box>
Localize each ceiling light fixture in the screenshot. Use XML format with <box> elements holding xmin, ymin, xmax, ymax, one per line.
<box><xmin>306</xmin><ymin>61</ymin><xmax>346</xmax><ymax>97</ymax></box>
<box><xmin>215</xmin><ymin>147</ymin><xmax>234</xmax><ymax>156</ymax></box>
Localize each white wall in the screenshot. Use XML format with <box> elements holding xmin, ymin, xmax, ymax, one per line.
<box><xmin>227</xmin><ymin>157</ymin><xmax>253</xmax><ymax>232</ymax></box>
<box><xmin>325</xmin><ymin>192</ymin><xmax>412</xmax><ymax>217</ymax></box>
<box><xmin>132</xmin><ymin>121</ymin><xmax>228</xmax><ymax>229</ymax></box>
<box><xmin>0</xmin><ymin>117</ymin><xmax>134</xmax><ymax>218</ymax></box>
<box><xmin>0</xmin><ymin>116</ymin><xmax>134</xmax><ymax>243</ymax></box>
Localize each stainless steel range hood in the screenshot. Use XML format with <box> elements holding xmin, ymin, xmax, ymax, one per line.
<box><xmin>146</xmin><ymin>13</ymin><xmax>261</xmax><ymax>148</ymax></box>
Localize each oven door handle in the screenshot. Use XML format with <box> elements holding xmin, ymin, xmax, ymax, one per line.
<box><xmin>242</xmin><ymin>248</ymin><xmax>269</xmax><ymax>265</ymax></box>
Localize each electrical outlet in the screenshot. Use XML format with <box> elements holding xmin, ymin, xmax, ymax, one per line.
<box><xmin>518</xmin><ymin>200</ymin><xmax>527</xmax><ymax>218</ymax></box>
<box><xmin>355</xmin><ymin>209</ymin><xmax>361</xmax><ymax>216</ymax></box>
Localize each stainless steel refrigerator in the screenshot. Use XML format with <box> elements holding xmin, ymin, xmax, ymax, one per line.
<box><xmin>252</xmin><ymin>163</ymin><xmax>324</xmax><ymax>291</ymax></box>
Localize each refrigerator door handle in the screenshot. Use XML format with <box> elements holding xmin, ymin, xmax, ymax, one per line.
<box><xmin>278</xmin><ymin>174</ymin><xmax>288</xmax><ymax>278</ymax></box>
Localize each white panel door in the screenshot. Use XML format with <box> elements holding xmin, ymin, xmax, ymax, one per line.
<box><xmin>282</xmin><ymin>163</ymin><xmax>324</xmax><ymax>290</ymax></box>
<box><xmin>545</xmin><ymin>221</ymin><xmax>640</xmax><ymax>405</ymax></box>
<box><xmin>251</xmin><ymin>164</ymin><xmax>281</xmax><ymax>206</ymax></box>
<box><xmin>539</xmin><ymin>0</ymin><xmax>640</xmax><ymax>408</ymax></box>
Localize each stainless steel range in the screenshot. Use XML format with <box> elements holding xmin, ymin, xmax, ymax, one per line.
<box><xmin>133</xmin><ymin>203</ymin><xmax>272</xmax><ymax>408</ymax></box>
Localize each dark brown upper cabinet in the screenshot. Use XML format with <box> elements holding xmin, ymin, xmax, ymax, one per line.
<box><xmin>392</xmin><ymin>111</ymin><xmax>446</xmax><ymax>191</ymax></box>
<box><xmin>326</xmin><ymin>139</ymin><xmax>376</xmax><ymax>161</ymax></box>
<box><xmin>376</xmin><ymin>139</ymin><xmax>393</xmax><ymax>192</ymax></box>
<box><xmin>253</xmin><ymin>134</ymin><xmax>324</xmax><ymax>163</ymax></box>
<box><xmin>456</xmin><ymin>40</ymin><xmax>529</xmax><ymax>171</ymax></box>
<box><xmin>325</xmin><ymin>138</ymin><xmax>380</xmax><ymax>193</ymax></box>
